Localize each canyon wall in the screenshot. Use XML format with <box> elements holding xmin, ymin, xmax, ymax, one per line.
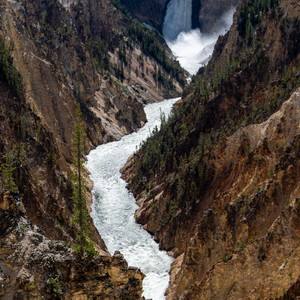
<box><xmin>120</xmin><ymin>0</ymin><xmax>168</xmax><ymax>31</ymax></box>
<box><xmin>197</xmin><ymin>0</ymin><xmax>240</xmax><ymax>32</ymax></box>
<box><xmin>123</xmin><ymin>0</ymin><xmax>300</xmax><ymax>298</ymax></box>
<box><xmin>0</xmin><ymin>0</ymin><xmax>185</xmax><ymax>297</ymax></box>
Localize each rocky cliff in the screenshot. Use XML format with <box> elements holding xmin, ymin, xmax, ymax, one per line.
<box><xmin>197</xmin><ymin>0</ymin><xmax>240</xmax><ymax>33</ymax></box>
<box><xmin>123</xmin><ymin>0</ymin><xmax>300</xmax><ymax>298</ymax></box>
<box><xmin>120</xmin><ymin>0</ymin><xmax>168</xmax><ymax>32</ymax></box>
<box><xmin>0</xmin><ymin>0</ymin><xmax>185</xmax><ymax>297</ymax></box>
<box><xmin>0</xmin><ymin>192</ymin><xmax>143</xmax><ymax>299</ymax></box>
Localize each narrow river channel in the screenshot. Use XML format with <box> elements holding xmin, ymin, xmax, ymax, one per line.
<box><xmin>86</xmin><ymin>98</ymin><xmax>179</xmax><ymax>299</ymax></box>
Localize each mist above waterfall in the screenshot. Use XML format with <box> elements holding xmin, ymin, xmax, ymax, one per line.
<box><xmin>163</xmin><ymin>5</ymin><xmax>235</xmax><ymax>75</ymax></box>
<box><xmin>163</xmin><ymin>0</ymin><xmax>192</xmax><ymax>41</ymax></box>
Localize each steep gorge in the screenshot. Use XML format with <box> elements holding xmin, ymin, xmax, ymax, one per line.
<box><xmin>1</xmin><ymin>0</ymin><xmax>300</xmax><ymax>298</ymax></box>
<box><xmin>0</xmin><ymin>0</ymin><xmax>185</xmax><ymax>298</ymax></box>
<box><xmin>123</xmin><ymin>0</ymin><xmax>300</xmax><ymax>298</ymax></box>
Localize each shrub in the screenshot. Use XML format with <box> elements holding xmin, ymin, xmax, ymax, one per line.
<box><xmin>0</xmin><ymin>37</ymin><xmax>23</xmax><ymax>98</ymax></box>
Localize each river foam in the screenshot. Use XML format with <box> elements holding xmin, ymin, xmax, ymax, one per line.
<box><xmin>86</xmin><ymin>98</ymin><xmax>179</xmax><ymax>300</ymax></box>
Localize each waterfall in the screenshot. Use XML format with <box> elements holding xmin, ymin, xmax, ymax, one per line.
<box><xmin>162</xmin><ymin>2</ymin><xmax>235</xmax><ymax>75</ymax></box>
<box><xmin>162</xmin><ymin>0</ymin><xmax>192</xmax><ymax>41</ymax></box>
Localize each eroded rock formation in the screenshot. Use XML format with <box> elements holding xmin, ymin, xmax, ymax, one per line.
<box><xmin>197</xmin><ymin>0</ymin><xmax>240</xmax><ymax>32</ymax></box>
<box><xmin>0</xmin><ymin>192</ymin><xmax>144</xmax><ymax>299</ymax></box>
<box><xmin>120</xmin><ymin>0</ymin><xmax>168</xmax><ymax>31</ymax></box>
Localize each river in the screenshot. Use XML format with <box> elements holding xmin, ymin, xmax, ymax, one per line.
<box><xmin>86</xmin><ymin>98</ymin><xmax>179</xmax><ymax>300</ymax></box>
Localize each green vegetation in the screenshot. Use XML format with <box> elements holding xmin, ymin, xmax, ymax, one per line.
<box><xmin>221</xmin><ymin>253</ymin><xmax>232</xmax><ymax>263</ymax></box>
<box><xmin>0</xmin><ymin>152</ymin><xmax>18</xmax><ymax>193</ymax></box>
<box><xmin>0</xmin><ymin>37</ymin><xmax>23</xmax><ymax>98</ymax></box>
<box><xmin>40</xmin><ymin>10</ymin><xmax>47</xmax><ymax>25</ymax></box>
<box><xmin>111</xmin><ymin>0</ymin><xmax>131</xmax><ymax>16</ymax></box>
<box><xmin>130</xmin><ymin>0</ymin><xmax>300</xmax><ymax>231</ymax></box>
<box><xmin>0</xmin><ymin>112</ymin><xmax>34</xmax><ymax>195</ymax></box>
<box><xmin>237</xmin><ymin>0</ymin><xmax>280</xmax><ymax>45</ymax></box>
<box><xmin>20</xmin><ymin>224</ymin><xmax>29</xmax><ymax>231</ymax></box>
<box><xmin>85</xmin><ymin>18</ymin><xmax>185</xmax><ymax>90</ymax></box>
<box><xmin>110</xmin><ymin>0</ymin><xmax>185</xmax><ymax>87</ymax></box>
<box><xmin>128</xmin><ymin>19</ymin><xmax>185</xmax><ymax>86</ymax></box>
<box><xmin>25</xmin><ymin>283</ymin><xmax>36</xmax><ymax>292</ymax></box>
<box><xmin>87</xmin><ymin>37</ymin><xmax>110</xmax><ymax>71</ymax></box>
<box><xmin>134</xmin><ymin>106</ymin><xmax>210</xmax><ymax>217</ymax></box>
<box><xmin>47</xmin><ymin>145</ymin><xmax>57</xmax><ymax>166</ymax></box>
<box><xmin>236</xmin><ymin>241</ymin><xmax>245</xmax><ymax>251</ymax></box>
<box><xmin>71</xmin><ymin>105</ymin><xmax>96</xmax><ymax>257</ymax></box>
<box><xmin>0</xmin><ymin>141</ymin><xmax>34</xmax><ymax>195</ymax></box>
<box><xmin>46</xmin><ymin>272</ymin><xmax>63</xmax><ymax>297</ymax></box>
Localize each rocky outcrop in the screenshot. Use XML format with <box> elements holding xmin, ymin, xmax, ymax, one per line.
<box><xmin>58</xmin><ymin>0</ymin><xmax>78</xmax><ymax>9</ymax></box>
<box><xmin>120</xmin><ymin>0</ymin><xmax>168</xmax><ymax>31</ymax></box>
<box><xmin>123</xmin><ymin>0</ymin><xmax>300</xmax><ymax>298</ymax></box>
<box><xmin>0</xmin><ymin>192</ymin><xmax>143</xmax><ymax>299</ymax></box>
<box><xmin>197</xmin><ymin>0</ymin><xmax>240</xmax><ymax>33</ymax></box>
<box><xmin>166</xmin><ymin>88</ymin><xmax>300</xmax><ymax>299</ymax></box>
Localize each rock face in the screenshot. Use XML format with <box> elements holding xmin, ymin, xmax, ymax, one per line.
<box><xmin>121</xmin><ymin>0</ymin><xmax>169</xmax><ymax>31</ymax></box>
<box><xmin>197</xmin><ymin>0</ymin><xmax>240</xmax><ymax>33</ymax></box>
<box><xmin>166</xmin><ymin>89</ymin><xmax>300</xmax><ymax>299</ymax></box>
<box><xmin>123</xmin><ymin>0</ymin><xmax>300</xmax><ymax>299</ymax></box>
<box><xmin>0</xmin><ymin>192</ymin><xmax>144</xmax><ymax>299</ymax></box>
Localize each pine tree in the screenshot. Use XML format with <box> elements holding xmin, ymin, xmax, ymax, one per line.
<box><xmin>72</xmin><ymin>104</ymin><xmax>96</xmax><ymax>256</ymax></box>
<box><xmin>14</xmin><ymin>142</ymin><xmax>26</xmax><ymax>192</ymax></box>
<box><xmin>245</xmin><ymin>19</ymin><xmax>254</xmax><ymax>46</ymax></box>
<box><xmin>0</xmin><ymin>152</ymin><xmax>17</xmax><ymax>193</ymax></box>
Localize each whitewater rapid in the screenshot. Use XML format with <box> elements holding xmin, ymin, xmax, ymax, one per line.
<box><xmin>86</xmin><ymin>98</ymin><xmax>179</xmax><ymax>300</ymax></box>
<box><xmin>163</xmin><ymin>0</ymin><xmax>235</xmax><ymax>75</ymax></box>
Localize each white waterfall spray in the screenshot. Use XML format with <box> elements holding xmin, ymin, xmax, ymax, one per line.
<box><xmin>87</xmin><ymin>98</ymin><xmax>179</xmax><ymax>300</ymax></box>
<box><xmin>162</xmin><ymin>0</ymin><xmax>192</xmax><ymax>41</ymax></box>
<box><xmin>163</xmin><ymin>0</ymin><xmax>235</xmax><ymax>75</ymax></box>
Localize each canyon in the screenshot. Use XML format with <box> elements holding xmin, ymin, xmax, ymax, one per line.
<box><xmin>0</xmin><ymin>0</ymin><xmax>184</xmax><ymax>298</ymax></box>
<box><xmin>86</xmin><ymin>98</ymin><xmax>178</xmax><ymax>299</ymax></box>
<box><xmin>120</xmin><ymin>0</ymin><xmax>240</xmax><ymax>34</ymax></box>
<box><xmin>123</xmin><ymin>0</ymin><xmax>300</xmax><ymax>299</ymax></box>
<box><xmin>0</xmin><ymin>0</ymin><xmax>299</xmax><ymax>299</ymax></box>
